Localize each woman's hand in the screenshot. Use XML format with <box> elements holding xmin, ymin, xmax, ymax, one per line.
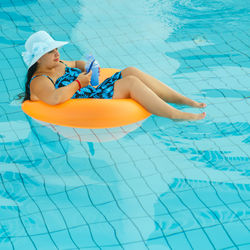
<box><xmin>77</xmin><ymin>71</ymin><xmax>92</xmax><ymax>88</ymax></box>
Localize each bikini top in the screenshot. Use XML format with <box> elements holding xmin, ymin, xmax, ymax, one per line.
<box><xmin>30</xmin><ymin>61</ymin><xmax>82</xmax><ymax>89</ymax></box>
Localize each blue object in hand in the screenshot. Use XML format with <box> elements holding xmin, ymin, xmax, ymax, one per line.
<box><xmin>85</xmin><ymin>54</ymin><xmax>100</xmax><ymax>86</ymax></box>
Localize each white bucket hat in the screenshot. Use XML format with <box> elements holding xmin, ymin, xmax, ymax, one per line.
<box><xmin>22</xmin><ymin>31</ymin><xmax>68</xmax><ymax>68</ymax></box>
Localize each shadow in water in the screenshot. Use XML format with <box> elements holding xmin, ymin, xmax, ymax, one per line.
<box><xmin>0</xmin><ymin>150</ymin><xmax>121</xmax><ymax>244</ymax></box>
<box><xmin>197</xmin><ymin>89</ymin><xmax>250</xmax><ymax>99</ymax></box>
<box><xmin>243</xmin><ymin>136</ymin><xmax>250</xmax><ymax>144</ymax></box>
<box><xmin>0</xmin><ymin>0</ymin><xmax>37</xmax><ymax>7</ymax></box>
<box><xmin>147</xmin><ymin>179</ymin><xmax>249</xmax><ymax>246</ymax></box>
<box><xmin>152</xmin><ymin>120</ymin><xmax>250</xmax><ymax>141</ymax></box>
<box><xmin>150</xmin><ymin>118</ymin><xmax>250</xmax><ymax>175</ymax></box>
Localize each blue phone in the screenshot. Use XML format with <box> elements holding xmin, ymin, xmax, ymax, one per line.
<box><xmin>85</xmin><ymin>59</ymin><xmax>95</xmax><ymax>74</ymax></box>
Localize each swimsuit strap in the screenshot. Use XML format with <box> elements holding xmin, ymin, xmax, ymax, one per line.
<box><xmin>30</xmin><ymin>75</ymin><xmax>55</xmax><ymax>85</ymax></box>
<box><xmin>59</xmin><ymin>60</ymin><xmax>68</xmax><ymax>67</ymax></box>
<box><xmin>30</xmin><ymin>61</ymin><xmax>67</xmax><ymax>85</ymax></box>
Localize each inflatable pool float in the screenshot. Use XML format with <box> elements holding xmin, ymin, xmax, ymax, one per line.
<box><xmin>22</xmin><ymin>68</ymin><xmax>151</xmax><ymax>129</ymax></box>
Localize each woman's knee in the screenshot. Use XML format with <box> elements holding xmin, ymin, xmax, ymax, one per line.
<box><xmin>121</xmin><ymin>66</ymin><xmax>140</xmax><ymax>77</ymax></box>
<box><xmin>112</xmin><ymin>76</ymin><xmax>142</xmax><ymax>99</ymax></box>
<box><xmin>124</xmin><ymin>75</ymin><xmax>139</xmax><ymax>81</ymax></box>
<box><xmin>123</xmin><ymin>75</ymin><xmax>143</xmax><ymax>88</ymax></box>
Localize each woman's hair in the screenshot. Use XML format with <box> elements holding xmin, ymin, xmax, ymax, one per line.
<box><xmin>21</xmin><ymin>62</ymin><xmax>38</xmax><ymax>102</ymax></box>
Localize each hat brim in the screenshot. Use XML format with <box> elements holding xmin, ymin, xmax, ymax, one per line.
<box><xmin>28</xmin><ymin>41</ymin><xmax>68</xmax><ymax>68</ymax></box>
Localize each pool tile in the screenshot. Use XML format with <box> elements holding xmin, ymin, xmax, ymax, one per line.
<box><xmin>205</xmin><ymin>225</ymin><xmax>234</xmax><ymax>249</ymax></box>
<box><xmin>186</xmin><ymin>229</ymin><xmax>215</xmax><ymax>250</ymax></box>
<box><xmin>167</xmin><ymin>232</ymin><xmax>193</xmax><ymax>250</ymax></box>
<box><xmin>31</xmin><ymin>233</ymin><xmax>58</xmax><ymax>250</ymax></box>
<box><xmin>12</xmin><ymin>237</ymin><xmax>37</xmax><ymax>250</ymax></box>
<box><xmin>223</xmin><ymin>221</ymin><xmax>250</xmax><ymax>245</ymax></box>
<box><xmin>51</xmin><ymin>229</ymin><xmax>81</xmax><ymax>249</ymax></box>
<box><xmin>111</xmin><ymin>219</ymin><xmax>147</xmax><ymax>244</ymax></box>
<box><xmin>89</xmin><ymin>222</ymin><xmax>121</xmax><ymax>246</ymax></box>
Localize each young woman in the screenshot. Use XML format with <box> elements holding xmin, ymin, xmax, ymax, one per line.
<box><xmin>22</xmin><ymin>31</ymin><xmax>206</xmax><ymax>121</ymax></box>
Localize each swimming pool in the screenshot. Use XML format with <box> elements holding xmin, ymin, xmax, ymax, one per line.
<box><xmin>0</xmin><ymin>0</ymin><xmax>249</xmax><ymax>249</ymax></box>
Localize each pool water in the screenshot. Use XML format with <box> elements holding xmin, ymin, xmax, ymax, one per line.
<box><xmin>0</xmin><ymin>0</ymin><xmax>249</xmax><ymax>249</ymax></box>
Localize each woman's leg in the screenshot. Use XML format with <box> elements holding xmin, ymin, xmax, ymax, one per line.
<box><xmin>113</xmin><ymin>76</ymin><xmax>206</xmax><ymax>120</ymax></box>
<box><xmin>121</xmin><ymin>67</ymin><xmax>206</xmax><ymax>108</ymax></box>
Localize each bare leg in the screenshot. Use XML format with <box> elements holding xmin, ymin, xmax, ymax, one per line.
<box><xmin>121</xmin><ymin>67</ymin><xmax>206</xmax><ymax>108</ymax></box>
<box><xmin>113</xmin><ymin>76</ymin><xmax>206</xmax><ymax>120</ymax></box>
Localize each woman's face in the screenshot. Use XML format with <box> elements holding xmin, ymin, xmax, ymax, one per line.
<box><xmin>38</xmin><ymin>48</ymin><xmax>60</xmax><ymax>68</ymax></box>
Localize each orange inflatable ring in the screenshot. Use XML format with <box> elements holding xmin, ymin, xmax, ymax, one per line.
<box><xmin>22</xmin><ymin>68</ymin><xmax>151</xmax><ymax>129</ymax></box>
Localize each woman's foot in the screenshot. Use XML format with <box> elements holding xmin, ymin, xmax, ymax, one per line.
<box><xmin>190</xmin><ymin>101</ymin><xmax>207</xmax><ymax>108</ymax></box>
<box><xmin>194</xmin><ymin>112</ymin><xmax>206</xmax><ymax>120</ymax></box>
<box><xmin>182</xmin><ymin>112</ymin><xmax>206</xmax><ymax>121</ymax></box>
<box><xmin>185</xmin><ymin>112</ymin><xmax>206</xmax><ymax>120</ymax></box>
<box><xmin>173</xmin><ymin>111</ymin><xmax>206</xmax><ymax>121</ymax></box>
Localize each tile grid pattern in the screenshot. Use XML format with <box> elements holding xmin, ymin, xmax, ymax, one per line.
<box><xmin>0</xmin><ymin>0</ymin><xmax>250</xmax><ymax>249</ymax></box>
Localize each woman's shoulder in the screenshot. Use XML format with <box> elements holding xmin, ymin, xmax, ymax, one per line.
<box><xmin>30</xmin><ymin>74</ymin><xmax>55</xmax><ymax>86</ymax></box>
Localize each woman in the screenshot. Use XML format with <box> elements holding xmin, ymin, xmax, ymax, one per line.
<box><xmin>22</xmin><ymin>31</ymin><xmax>206</xmax><ymax>121</ymax></box>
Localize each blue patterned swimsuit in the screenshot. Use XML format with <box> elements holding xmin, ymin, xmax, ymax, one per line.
<box><xmin>30</xmin><ymin>61</ymin><xmax>122</xmax><ymax>99</ymax></box>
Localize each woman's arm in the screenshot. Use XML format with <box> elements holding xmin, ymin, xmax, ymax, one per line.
<box><xmin>61</xmin><ymin>60</ymin><xmax>86</xmax><ymax>72</ymax></box>
<box><xmin>30</xmin><ymin>71</ymin><xmax>91</xmax><ymax>105</ymax></box>
<box><xmin>75</xmin><ymin>60</ymin><xmax>86</xmax><ymax>72</ymax></box>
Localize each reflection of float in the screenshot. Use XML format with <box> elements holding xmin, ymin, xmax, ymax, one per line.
<box><xmin>32</xmin><ymin>118</ymin><xmax>146</xmax><ymax>142</ymax></box>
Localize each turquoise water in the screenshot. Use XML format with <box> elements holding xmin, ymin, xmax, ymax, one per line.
<box><xmin>0</xmin><ymin>0</ymin><xmax>250</xmax><ymax>249</ymax></box>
